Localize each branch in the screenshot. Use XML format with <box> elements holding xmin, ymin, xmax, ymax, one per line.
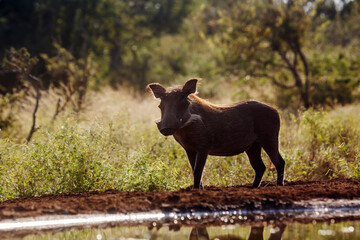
<box><xmin>293</xmin><ymin>51</ymin><xmax>298</xmax><ymax>67</ymax></box>
<box><xmin>297</xmin><ymin>48</ymin><xmax>309</xmax><ymax>78</ymax></box>
<box><xmin>28</xmin><ymin>74</ymin><xmax>41</xmax><ymax>84</ymax></box>
<box><xmin>251</xmin><ymin>72</ymin><xmax>296</xmax><ymax>89</ymax></box>
<box><xmin>26</xmin><ymin>74</ymin><xmax>42</xmax><ymax>142</ymax></box>
<box><xmin>254</xmin><ymin>58</ymin><xmax>287</xmax><ymax>69</ymax></box>
<box><xmin>26</xmin><ymin>83</ymin><xmax>41</xmax><ymax>143</ymax></box>
<box><xmin>278</xmin><ymin>50</ymin><xmax>303</xmax><ymax>88</ymax></box>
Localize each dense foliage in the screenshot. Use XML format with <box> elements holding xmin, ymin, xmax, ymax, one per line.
<box><xmin>1</xmin><ymin>0</ymin><xmax>359</xmax><ymax>104</ymax></box>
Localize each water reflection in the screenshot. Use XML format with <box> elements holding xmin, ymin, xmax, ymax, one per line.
<box><xmin>2</xmin><ymin>199</ymin><xmax>360</xmax><ymax>237</ymax></box>
<box><xmin>2</xmin><ymin>220</ymin><xmax>359</xmax><ymax>239</ymax></box>
<box><xmin>189</xmin><ymin>224</ymin><xmax>286</xmax><ymax>240</ymax></box>
<box><xmin>189</xmin><ymin>227</ymin><xmax>209</xmax><ymax>240</ymax></box>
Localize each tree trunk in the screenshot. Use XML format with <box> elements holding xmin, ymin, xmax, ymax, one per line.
<box><xmin>109</xmin><ymin>43</ymin><xmax>123</xmax><ymax>72</ymax></box>
<box><xmin>278</xmin><ymin>49</ymin><xmax>310</xmax><ymax>109</ymax></box>
<box><xmin>26</xmin><ymin>76</ymin><xmax>41</xmax><ymax>142</ymax></box>
<box><xmin>298</xmin><ymin>48</ymin><xmax>310</xmax><ymax>109</ymax></box>
<box><xmin>300</xmin><ymin>87</ymin><xmax>310</xmax><ymax>109</ymax></box>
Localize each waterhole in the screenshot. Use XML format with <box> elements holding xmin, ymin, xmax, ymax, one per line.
<box><xmin>1</xmin><ymin>199</ymin><xmax>360</xmax><ymax>239</ymax></box>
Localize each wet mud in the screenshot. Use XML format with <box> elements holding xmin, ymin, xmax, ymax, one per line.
<box><xmin>0</xmin><ymin>178</ymin><xmax>360</xmax><ymax>238</ymax></box>
<box><xmin>1</xmin><ymin>178</ymin><xmax>359</xmax><ymax>219</ymax></box>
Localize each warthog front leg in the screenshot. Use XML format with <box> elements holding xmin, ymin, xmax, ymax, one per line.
<box><xmin>193</xmin><ymin>151</ymin><xmax>208</xmax><ymax>189</ymax></box>
<box><xmin>186</xmin><ymin>150</ymin><xmax>202</xmax><ymax>188</ymax></box>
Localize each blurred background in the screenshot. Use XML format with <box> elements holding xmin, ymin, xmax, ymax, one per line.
<box><xmin>1</xmin><ymin>0</ymin><xmax>359</xmax><ymax>107</ymax></box>
<box><xmin>0</xmin><ymin>0</ymin><xmax>359</xmax><ymax>199</ymax></box>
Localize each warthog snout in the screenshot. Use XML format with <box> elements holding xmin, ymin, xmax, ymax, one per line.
<box><xmin>156</xmin><ymin>120</ymin><xmax>178</xmax><ymax>136</ymax></box>
<box><xmin>159</xmin><ymin>127</ymin><xmax>176</xmax><ymax>136</ymax></box>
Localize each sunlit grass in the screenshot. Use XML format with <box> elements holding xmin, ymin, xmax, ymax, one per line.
<box><xmin>0</xmin><ymin>88</ymin><xmax>359</xmax><ymax>201</ymax></box>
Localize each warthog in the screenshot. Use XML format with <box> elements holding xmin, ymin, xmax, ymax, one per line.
<box><xmin>148</xmin><ymin>79</ymin><xmax>285</xmax><ymax>189</ymax></box>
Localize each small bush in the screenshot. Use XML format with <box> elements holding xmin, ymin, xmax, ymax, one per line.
<box><xmin>282</xmin><ymin>106</ymin><xmax>360</xmax><ymax>181</ymax></box>
<box><xmin>0</xmin><ymin>120</ymin><xmax>117</xmax><ymax>199</ymax></box>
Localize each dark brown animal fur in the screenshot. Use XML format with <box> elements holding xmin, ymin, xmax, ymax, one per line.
<box><xmin>147</xmin><ymin>79</ymin><xmax>285</xmax><ymax>189</ymax></box>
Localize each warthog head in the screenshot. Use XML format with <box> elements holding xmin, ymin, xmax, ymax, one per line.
<box><xmin>147</xmin><ymin>79</ymin><xmax>198</xmax><ymax>136</ymax></box>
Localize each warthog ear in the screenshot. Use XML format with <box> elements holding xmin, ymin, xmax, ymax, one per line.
<box><xmin>147</xmin><ymin>83</ymin><xmax>166</xmax><ymax>98</ymax></box>
<box><xmin>182</xmin><ymin>78</ymin><xmax>198</xmax><ymax>96</ymax></box>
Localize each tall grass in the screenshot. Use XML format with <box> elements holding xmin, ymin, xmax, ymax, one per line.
<box><xmin>282</xmin><ymin>106</ymin><xmax>360</xmax><ymax>181</ymax></box>
<box><xmin>0</xmin><ymin>88</ymin><xmax>359</xmax><ymax>201</ymax></box>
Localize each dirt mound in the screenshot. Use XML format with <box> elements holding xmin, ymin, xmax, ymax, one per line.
<box><xmin>1</xmin><ymin>178</ymin><xmax>360</xmax><ymax>220</ymax></box>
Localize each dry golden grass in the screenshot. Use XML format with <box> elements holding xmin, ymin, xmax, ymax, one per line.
<box><xmin>0</xmin><ymin>86</ymin><xmax>359</xmax><ymax>200</ymax></box>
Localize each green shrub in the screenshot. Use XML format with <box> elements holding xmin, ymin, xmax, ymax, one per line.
<box><xmin>282</xmin><ymin>106</ymin><xmax>360</xmax><ymax>181</ymax></box>
<box><xmin>0</xmin><ymin>92</ymin><xmax>359</xmax><ymax>201</ymax></box>
<box><xmin>0</xmin><ymin>121</ymin><xmax>116</xmax><ymax>200</ymax></box>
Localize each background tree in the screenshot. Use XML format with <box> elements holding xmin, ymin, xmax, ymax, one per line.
<box><xmin>41</xmin><ymin>44</ymin><xmax>98</xmax><ymax>118</ymax></box>
<box><xmin>0</xmin><ymin>0</ymin><xmax>194</xmax><ymax>88</ymax></box>
<box><xmin>0</xmin><ymin>0</ymin><xmax>359</xmax><ymax>107</ymax></box>
<box><xmin>217</xmin><ymin>0</ymin><xmax>312</xmax><ymax>108</ymax></box>
<box><xmin>2</xmin><ymin>48</ymin><xmax>42</xmax><ymax>142</ymax></box>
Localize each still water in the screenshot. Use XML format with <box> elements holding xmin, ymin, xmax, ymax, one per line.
<box><xmin>6</xmin><ymin>220</ymin><xmax>360</xmax><ymax>240</ymax></box>
<box><xmin>2</xmin><ymin>199</ymin><xmax>360</xmax><ymax>239</ymax></box>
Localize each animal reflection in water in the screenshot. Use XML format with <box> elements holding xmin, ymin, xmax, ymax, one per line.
<box><xmin>188</xmin><ymin>224</ymin><xmax>286</xmax><ymax>240</ymax></box>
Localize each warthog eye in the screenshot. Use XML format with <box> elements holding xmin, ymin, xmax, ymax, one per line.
<box><xmin>177</xmin><ymin>98</ymin><xmax>189</xmax><ymax>116</ymax></box>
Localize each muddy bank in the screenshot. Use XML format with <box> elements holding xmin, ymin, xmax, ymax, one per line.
<box><xmin>1</xmin><ymin>178</ymin><xmax>360</xmax><ymax>220</ymax></box>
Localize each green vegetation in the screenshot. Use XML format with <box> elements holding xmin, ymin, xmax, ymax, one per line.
<box><xmin>0</xmin><ymin>0</ymin><xmax>359</xmax><ymax>200</ymax></box>
<box><xmin>0</xmin><ymin>89</ymin><xmax>359</xmax><ymax>201</ymax></box>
